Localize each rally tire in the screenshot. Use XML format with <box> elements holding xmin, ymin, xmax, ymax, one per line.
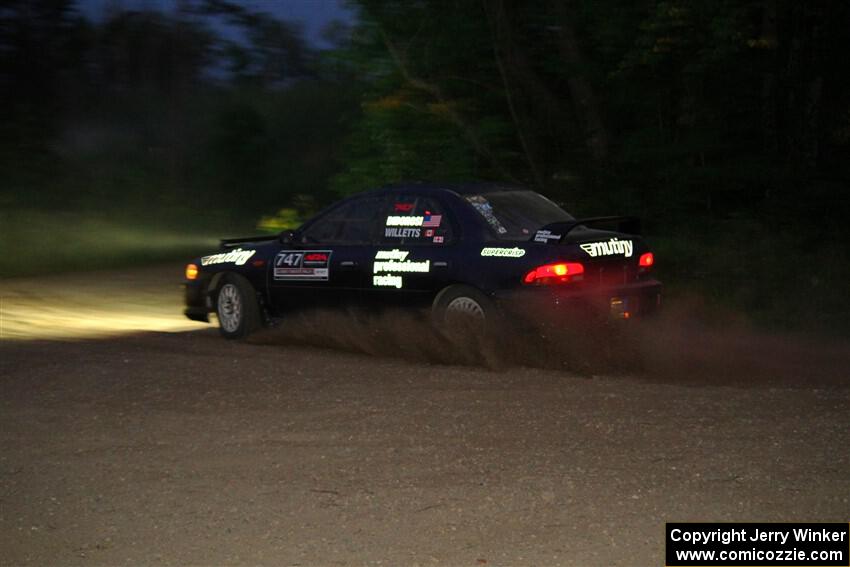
<box><xmin>432</xmin><ymin>284</ymin><xmax>500</xmax><ymax>341</ymax></box>
<box><xmin>215</xmin><ymin>273</ymin><xmax>262</xmax><ymax>339</ymax></box>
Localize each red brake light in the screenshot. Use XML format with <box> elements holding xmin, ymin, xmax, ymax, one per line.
<box><xmin>639</xmin><ymin>252</ymin><xmax>654</xmax><ymax>267</ymax></box>
<box><xmin>523</xmin><ymin>262</ymin><xmax>584</xmax><ymax>284</ymax></box>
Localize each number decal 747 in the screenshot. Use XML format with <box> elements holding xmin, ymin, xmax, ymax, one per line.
<box><xmin>273</xmin><ymin>250</ymin><xmax>332</xmax><ymax>281</ymax></box>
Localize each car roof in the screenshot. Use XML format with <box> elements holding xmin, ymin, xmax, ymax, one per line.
<box><xmin>367</xmin><ymin>181</ymin><xmax>529</xmax><ymax>197</ymax></box>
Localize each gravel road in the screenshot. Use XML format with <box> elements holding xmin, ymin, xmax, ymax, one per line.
<box><xmin>1</xmin><ymin>266</ymin><xmax>848</xmax><ymax>566</ymax></box>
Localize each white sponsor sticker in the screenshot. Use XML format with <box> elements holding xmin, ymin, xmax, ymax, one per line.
<box><xmin>386</xmin><ymin>215</ymin><xmax>424</xmax><ymax>227</ymax></box>
<box><xmin>579</xmin><ymin>238</ymin><xmax>634</xmax><ymax>258</ymax></box>
<box><xmin>372</xmin><ymin>259</ymin><xmax>431</xmax><ymax>274</ymax></box>
<box><xmin>201</xmin><ymin>248</ymin><xmax>256</xmax><ymax>266</ymax></box>
<box><xmin>373</xmin><ymin>274</ymin><xmax>403</xmax><ymax>289</ymax></box>
<box><xmin>480</xmin><ymin>247</ymin><xmax>526</xmax><ymax>258</ymax></box>
<box><xmin>385</xmin><ymin>227</ymin><xmax>421</xmax><ymax>238</ymax></box>
<box><xmin>375</xmin><ymin>249</ymin><xmax>409</xmax><ymax>261</ymax></box>
<box><xmin>534</xmin><ymin>230</ymin><xmax>562</xmax><ymax>243</ymax></box>
<box><xmin>372</xmin><ymin>249</ymin><xmax>430</xmax><ymax>289</ymax></box>
<box><xmin>273</xmin><ymin>250</ymin><xmax>332</xmax><ymax>280</ymax></box>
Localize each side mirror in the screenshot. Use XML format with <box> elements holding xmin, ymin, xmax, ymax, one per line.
<box><xmin>278</xmin><ymin>229</ymin><xmax>296</xmax><ymax>244</ymax></box>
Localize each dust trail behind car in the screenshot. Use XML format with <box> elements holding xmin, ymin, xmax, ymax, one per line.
<box><xmin>248</xmin><ymin>308</ymin><xmax>504</xmax><ymax>368</ymax></box>
<box><xmin>249</xmin><ymin>298</ymin><xmax>850</xmax><ymax>389</ymax></box>
<box><xmin>634</xmin><ymin>295</ymin><xmax>850</xmax><ymax>388</ymax></box>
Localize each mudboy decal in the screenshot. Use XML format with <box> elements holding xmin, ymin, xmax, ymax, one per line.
<box><xmin>273</xmin><ymin>250</ymin><xmax>332</xmax><ymax>280</ymax></box>
<box><xmin>372</xmin><ymin>249</ymin><xmax>430</xmax><ymax>289</ymax></box>
<box><xmin>579</xmin><ymin>238</ymin><xmax>634</xmax><ymax>258</ymax></box>
<box><xmin>480</xmin><ymin>247</ymin><xmax>526</xmax><ymax>258</ymax></box>
<box><xmin>201</xmin><ymin>248</ymin><xmax>256</xmax><ymax>266</ymax></box>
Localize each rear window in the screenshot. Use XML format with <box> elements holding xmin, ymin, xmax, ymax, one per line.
<box><xmin>465</xmin><ymin>191</ymin><xmax>573</xmax><ymax>241</ymax></box>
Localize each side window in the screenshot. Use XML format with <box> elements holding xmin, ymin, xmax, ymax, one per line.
<box><xmin>380</xmin><ymin>194</ymin><xmax>455</xmax><ymax>246</ymax></box>
<box><xmin>301</xmin><ymin>196</ymin><xmax>384</xmax><ymax>245</ymax></box>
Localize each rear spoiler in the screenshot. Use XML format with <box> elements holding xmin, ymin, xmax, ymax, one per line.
<box><xmin>569</xmin><ymin>216</ymin><xmax>641</xmax><ymax>236</ymax></box>
<box><xmin>532</xmin><ymin>216</ymin><xmax>641</xmax><ymax>242</ymax></box>
<box><xmin>219</xmin><ymin>235</ymin><xmax>276</xmax><ymax>248</ymax></box>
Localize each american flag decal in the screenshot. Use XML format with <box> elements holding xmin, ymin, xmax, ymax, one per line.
<box><xmin>422</xmin><ymin>214</ymin><xmax>442</xmax><ymax>228</ymax></box>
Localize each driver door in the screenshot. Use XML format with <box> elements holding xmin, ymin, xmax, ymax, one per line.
<box><xmin>269</xmin><ymin>194</ymin><xmax>384</xmax><ymax>313</ymax></box>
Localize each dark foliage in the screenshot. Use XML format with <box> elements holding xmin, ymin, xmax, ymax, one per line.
<box><xmin>0</xmin><ymin>0</ymin><xmax>355</xmax><ymax>215</ymax></box>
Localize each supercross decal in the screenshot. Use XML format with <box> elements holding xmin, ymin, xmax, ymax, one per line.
<box><xmin>480</xmin><ymin>247</ymin><xmax>526</xmax><ymax>258</ymax></box>
<box><xmin>273</xmin><ymin>250</ymin><xmax>332</xmax><ymax>280</ymax></box>
<box><xmin>201</xmin><ymin>248</ymin><xmax>256</xmax><ymax>266</ymax></box>
<box><xmin>372</xmin><ymin>249</ymin><xmax>430</xmax><ymax>289</ymax></box>
<box><xmin>579</xmin><ymin>238</ymin><xmax>634</xmax><ymax>258</ymax></box>
<box><xmin>534</xmin><ymin>230</ymin><xmax>561</xmax><ymax>243</ymax></box>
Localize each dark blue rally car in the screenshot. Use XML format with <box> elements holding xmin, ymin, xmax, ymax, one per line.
<box><xmin>184</xmin><ymin>183</ymin><xmax>661</xmax><ymax>338</ymax></box>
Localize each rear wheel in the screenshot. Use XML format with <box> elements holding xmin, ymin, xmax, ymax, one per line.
<box><xmin>215</xmin><ymin>274</ymin><xmax>262</xmax><ymax>339</ymax></box>
<box><xmin>432</xmin><ymin>284</ymin><xmax>500</xmax><ymax>344</ymax></box>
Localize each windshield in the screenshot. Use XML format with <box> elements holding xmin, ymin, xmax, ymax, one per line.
<box><xmin>465</xmin><ymin>190</ymin><xmax>574</xmax><ymax>241</ymax></box>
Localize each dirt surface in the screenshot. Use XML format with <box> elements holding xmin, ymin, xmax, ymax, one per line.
<box><xmin>0</xmin><ymin>264</ymin><xmax>205</xmax><ymax>340</ymax></box>
<box><xmin>1</xmin><ymin>266</ymin><xmax>848</xmax><ymax>566</ymax></box>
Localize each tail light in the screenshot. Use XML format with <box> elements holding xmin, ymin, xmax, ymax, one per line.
<box><xmin>638</xmin><ymin>252</ymin><xmax>654</xmax><ymax>267</ymax></box>
<box><xmin>523</xmin><ymin>262</ymin><xmax>584</xmax><ymax>285</ymax></box>
<box><xmin>185</xmin><ymin>263</ymin><xmax>199</xmax><ymax>280</ymax></box>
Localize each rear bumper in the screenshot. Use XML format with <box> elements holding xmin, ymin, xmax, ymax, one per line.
<box><xmin>491</xmin><ymin>279</ymin><xmax>662</xmax><ymax>324</ymax></box>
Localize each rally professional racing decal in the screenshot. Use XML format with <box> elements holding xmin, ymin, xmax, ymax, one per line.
<box><xmin>534</xmin><ymin>230</ymin><xmax>561</xmax><ymax>243</ymax></box>
<box><xmin>201</xmin><ymin>247</ymin><xmax>256</xmax><ymax>266</ymax></box>
<box><xmin>273</xmin><ymin>250</ymin><xmax>332</xmax><ymax>281</ymax></box>
<box><xmin>579</xmin><ymin>238</ymin><xmax>634</xmax><ymax>258</ymax></box>
<box><xmin>372</xmin><ymin>249</ymin><xmax>430</xmax><ymax>289</ymax></box>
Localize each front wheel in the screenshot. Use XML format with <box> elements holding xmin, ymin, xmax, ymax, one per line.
<box><xmin>215</xmin><ymin>274</ymin><xmax>262</xmax><ymax>339</ymax></box>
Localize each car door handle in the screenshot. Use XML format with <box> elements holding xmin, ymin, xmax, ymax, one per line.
<box><xmin>433</xmin><ymin>261</ymin><xmax>448</xmax><ymax>268</ymax></box>
<box><xmin>340</xmin><ymin>261</ymin><xmax>358</xmax><ymax>268</ymax></box>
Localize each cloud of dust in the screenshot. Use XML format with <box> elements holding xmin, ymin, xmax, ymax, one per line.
<box><xmin>246</xmin><ymin>297</ymin><xmax>850</xmax><ymax>388</ymax></box>
<box><xmin>248</xmin><ymin>308</ymin><xmax>500</xmax><ymax>368</ymax></box>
